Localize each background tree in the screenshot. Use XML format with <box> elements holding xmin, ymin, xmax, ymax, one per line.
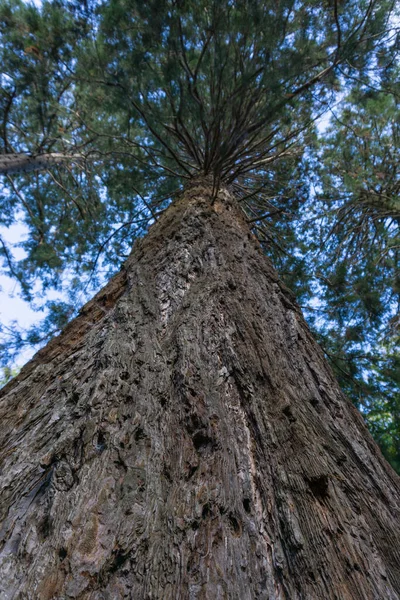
<box><xmin>305</xmin><ymin>71</ymin><xmax>400</xmax><ymax>471</ymax></box>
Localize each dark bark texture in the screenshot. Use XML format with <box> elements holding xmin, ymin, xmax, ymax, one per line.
<box><xmin>1</xmin><ymin>181</ymin><xmax>400</xmax><ymax>599</ymax></box>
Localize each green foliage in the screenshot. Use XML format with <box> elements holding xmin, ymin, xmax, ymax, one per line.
<box><xmin>0</xmin><ymin>365</ymin><xmax>19</xmax><ymax>387</ymax></box>
<box><xmin>302</xmin><ymin>75</ymin><xmax>400</xmax><ymax>472</ymax></box>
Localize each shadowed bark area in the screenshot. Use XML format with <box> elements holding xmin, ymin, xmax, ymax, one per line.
<box><xmin>0</xmin><ymin>181</ymin><xmax>400</xmax><ymax>599</ymax></box>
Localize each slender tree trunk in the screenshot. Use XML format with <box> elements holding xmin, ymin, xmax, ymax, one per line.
<box><xmin>0</xmin><ymin>153</ymin><xmax>83</xmax><ymax>175</ymax></box>
<box><xmin>1</xmin><ymin>180</ymin><xmax>399</xmax><ymax>600</ymax></box>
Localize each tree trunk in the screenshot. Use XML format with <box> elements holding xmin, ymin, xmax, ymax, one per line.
<box><xmin>1</xmin><ymin>180</ymin><xmax>399</xmax><ymax>600</ymax></box>
<box><xmin>0</xmin><ymin>153</ymin><xmax>83</xmax><ymax>175</ymax></box>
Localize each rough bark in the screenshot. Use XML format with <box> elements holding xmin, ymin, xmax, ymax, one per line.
<box><xmin>0</xmin><ymin>181</ymin><xmax>399</xmax><ymax>600</ymax></box>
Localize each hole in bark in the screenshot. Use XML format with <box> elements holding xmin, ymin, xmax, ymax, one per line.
<box><xmin>191</xmin><ymin>520</ymin><xmax>199</xmax><ymax>530</ymax></box>
<box><xmin>186</xmin><ymin>464</ymin><xmax>198</xmax><ymax>480</ymax></box>
<box><xmin>282</xmin><ymin>405</ymin><xmax>296</xmax><ymax>422</ymax></box>
<box><xmin>38</xmin><ymin>515</ymin><xmax>52</xmax><ymax>539</ymax></box>
<box><xmin>58</xmin><ymin>547</ymin><xmax>67</xmax><ymax>560</ymax></box>
<box><xmin>336</xmin><ymin>453</ymin><xmax>347</xmax><ymax>466</ymax></box>
<box><xmin>307</xmin><ymin>474</ymin><xmax>329</xmax><ymax>498</ymax></box>
<box><xmin>186</xmin><ymin>414</ymin><xmax>202</xmax><ymax>434</ymax></box>
<box><xmin>163</xmin><ymin>465</ymin><xmax>172</xmax><ymax>483</ymax></box>
<box><xmin>202</xmin><ymin>503</ymin><xmax>211</xmax><ymax>519</ymax></box>
<box><xmin>228</xmin><ymin>513</ymin><xmax>241</xmax><ymax>537</ymax></box>
<box><xmin>114</xmin><ymin>457</ymin><xmax>127</xmax><ymax>471</ymax></box>
<box><xmin>109</xmin><ymin>549</ymin><xmax>129</xmax><ymax>574</ymax></box>
<box><xmin>192</xmin><ymin>431</ymin><xmax>214</xmax><ymax>453</ymax></box>
<box><xmin>69</xmin><ymin>391</ymin><xmax>80</xmax><ymax>404</ymax></box>
<box><xmin>309</xmin><ymin>396</ymin><xmax>320</xmax><ymax>408</ymax></box>
<box><xmin>95</xmin><ymin>431</ymin><xmax>107</xmax><ymax>453</ymax></box>
<box><xmin>134</xmin><ymin>427</ymin><xmax>146</xmax><ymax>442</ymax></box>
<box><xmin>243</xmin><ymin>498</ymin><xmax>251</xmax><ymax>513</ymax></box>
<box><xmin>120</xmin><ymin>371</ymin><xmax>130</xmax><ymax>381</ymax></box>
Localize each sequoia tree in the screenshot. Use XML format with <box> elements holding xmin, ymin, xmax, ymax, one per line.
<box><xmin>1</xmin><ymin>0</ymin><xmax>400</xmax><ymax>598</ymax></box>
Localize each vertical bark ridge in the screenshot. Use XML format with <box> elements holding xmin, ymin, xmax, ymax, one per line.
<box><xmin>0</xmin><ymin>181</ymin><xmax>399</xmax><ymax>599</ymax></box>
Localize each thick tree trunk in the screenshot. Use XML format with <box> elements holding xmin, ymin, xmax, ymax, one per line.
<box><xmin>1</xmin><ymin>180</ymin><xmax>399</xmax><ymax>600</ymax></box>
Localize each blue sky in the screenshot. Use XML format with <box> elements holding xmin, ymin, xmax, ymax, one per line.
<box><xmin>0</xmin><ymin>221</ymin><xmax>38</xmax><ymax>366</ymax></box>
